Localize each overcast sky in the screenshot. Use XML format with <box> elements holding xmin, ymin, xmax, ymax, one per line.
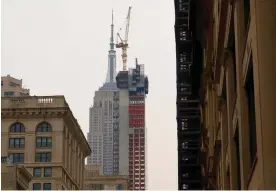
<box><xmin>1</xmin><ymin>0</ymin><xmax>177</xmax><ymax>189</ymax></box>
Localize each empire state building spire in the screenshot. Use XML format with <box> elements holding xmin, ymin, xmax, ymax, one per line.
<box><xmin>110</xmin><ymin>10</ymin><xmax>115</xmax><ymax>50</ymax></box>
<box><xmin>105</xmin><ymin>10</ymin><xmax>116</xmax><ymax>83</ymax></box>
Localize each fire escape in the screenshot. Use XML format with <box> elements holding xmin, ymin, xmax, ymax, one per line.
<box><xmin>174</xmin><ymin>0</ymin><xmax>202</xmax><ymax>190</ymax></box>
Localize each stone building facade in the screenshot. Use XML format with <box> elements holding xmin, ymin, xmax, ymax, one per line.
<box><xmin>1</xmin><ymin>96</ymin><xmax>91</xmax><ymax>190</ymax></box>
<box><xmin>200</xmin><ymin>0</ymin><xmax>276</xmax><ymax>189</ymax></box>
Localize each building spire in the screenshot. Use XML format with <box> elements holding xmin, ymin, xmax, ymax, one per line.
<box><xmin>110</xmin><ymin>9</ymin><xmax>115</xmax><ymax>50</ymax></box>
<box><xmin>106</xmin><ymin>9</ymin><xmax>117</xmax><ymax>83</ymax></box>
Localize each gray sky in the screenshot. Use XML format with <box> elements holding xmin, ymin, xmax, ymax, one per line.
<box><xmin>1</xmin><ymin>0</ymin><xmax>177</xmax><ymax>189</ymax></box>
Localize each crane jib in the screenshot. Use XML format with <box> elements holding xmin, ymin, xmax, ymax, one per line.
<box><xmin>115</xmin><ymin>6</ymin><xmax>132</xmax><ymax>71</ymax></box>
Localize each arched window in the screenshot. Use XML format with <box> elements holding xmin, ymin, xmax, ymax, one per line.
<box><xmin>36</xmin><ymin>122</ymin><xmax>52</xmax><ymax>132</ymax></box>
<box><xmin>10</xmin><ymin>122</ymin><xmax>25</xmax><ymax>133</ymax></box>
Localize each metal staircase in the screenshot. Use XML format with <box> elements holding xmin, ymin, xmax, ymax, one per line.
<box><xmin>174</xmin><ymin>0</ymin><xmax>203</xmax><ymax>190</ymax></box>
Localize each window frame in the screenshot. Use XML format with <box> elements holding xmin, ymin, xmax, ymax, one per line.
<box><xmin>44</xmin><ymin>167</ymin><xmax>52</xmax><ymax>177</ymax></box>
<box><xmin>35</xmin><ymin>152</ymin><xmax>52</xmax><ymax>162</ymax></box>
<box><xmin>245</xmin><ymin>60</ymin><xmax>257</xmax><ymax>166</ymax></box>
<box><xmin>33</xmin><ymin>168</ymin><xmax>42</xmax><ymax>177</ymax></box>
<box><xmin>33</xmin><ymin>183</ymin><xmax>41</xmax><ymax>190</ymax></box>
<box><xmin>9</xmin><ymin>138</ymin><xmax>25</xmax><ymax>148</ymax></box>
<box><xmin>36</xmin><ymin>122</ymin><xmax>52</xmax><ymax>132</ymax></box>
<box><xmin>36</xmin><ymin>137</ymin><xmax>52</xmax><ymax>148</ymax></box>
<box><xmin>43</xmin><ymin>183</ymin><xmax>51</xmax><ymax>190</ymax></box>
<box><xmin>9</xmin><ymin>123</ymin><xmax>25</xmax><ymax>133</ymax></box>
<box><xmin>8</xmin><ymin>153</ymin><xmax>24</xmax><ymax>163</ymax></box>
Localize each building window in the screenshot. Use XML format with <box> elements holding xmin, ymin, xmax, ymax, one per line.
<box><xmin>9</xmin><ymin>123</ymin><xmax>25</xmax><ymax>133</ymax></box>
<box><xmin>9</xmin><ymin>138</ymin><xmax>25</xmax><ymax>148</ymax></box>
<box><xmin>33</xmin><ymin>183</ymin><xmax>41</xmax><ymax>190</ymax></box>
<box><xmin>226</xmin><ymin>167</ymin><xmax>230</xmax><ymax>189</ymax></box>
<box><xmin>35</xmin><ymin>152</ymin><xmax>51</xmax><ymax>162</ymax></box>
<box><xmin>243</xmin><ymin>0</ymin><xmax>250</xmax><ymax>30</ymax></box>
<box><xmin>33</xmin><ymin>168</ymin><xmax>41</xmax><ymax>177</ymax></box>
<box><xmin>8</xmin><ymin>153</ymin><xmax>24</xmax><ymax>163</ymax></box>
<box><xmin>234</xmin><ymin>128</ymin><xmax>242</xmax><ymax>190</ymax></box>
<box><xmin>44</xmin><ymin>167</ymin><xmax>52</xmax><ymax>177</ymax></box>
<box><xmin>36</xmin><ymin>122</ymin><xmax>52</xmax><ymax>132</ymax></box>
<box><xmin>4</xmin><ymin>91</ymin><xmax>14</xmax><ymax>96</ymax></box>
<box><xmin>43</xmin><ymin>183</ymin><xmax>51</xmax><ymax>190</ymax></box>
<box><xmin>245</xmin><ymin>59</ymin><xmax>257</xmax><ymax>166</ymax></box>
<box><xmin>36</xmin><ymin>137</ymin><xmax>52</xmax><ymax>148</ymax></box>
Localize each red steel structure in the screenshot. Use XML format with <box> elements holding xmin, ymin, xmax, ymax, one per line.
<box><xmin>128</xmin><ymin>95</ymin><xmax>146</xmax><ymax>190</ymax></box>
<box><xmin>116</xmin><ymin>59</ymin><xmax>148</xmax><ymax>190</ymax></box>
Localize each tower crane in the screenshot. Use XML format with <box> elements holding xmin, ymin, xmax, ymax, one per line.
<box><xmin>116</xmin><ymin>6</ymin><xmax>132</xmax><ymax>71</ymax></box>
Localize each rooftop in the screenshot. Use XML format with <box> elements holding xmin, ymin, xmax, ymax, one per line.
<box><xmin>98</xmin><ymin>82</ymin><xmax>118</xmax><ymax>91</ymax></box>
<box><xmin>1</xmin><ymin>95</ymin><xmax>68</xmax><ymax>109</ymax></box>
<box><xmin>1</xmin><ymin>95</ymin><xmax>91</xmax><ymax>156</ymax></box>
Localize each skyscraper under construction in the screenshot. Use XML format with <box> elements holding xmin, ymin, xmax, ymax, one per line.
<box><xmin>87</xmin><ymin>8</ymin><xmax>149</xmax><ymax>189</ymax></box>
<box><xmin>116</xmin><ymin>59</ymin><xmax>149</xmax><ymax>190</ymax></box>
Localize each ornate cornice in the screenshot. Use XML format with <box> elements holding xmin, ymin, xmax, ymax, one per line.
<box><xmin>1</xmin><ymin>107</ymin><xmax>68</xmax><ymax>118</ymax></box>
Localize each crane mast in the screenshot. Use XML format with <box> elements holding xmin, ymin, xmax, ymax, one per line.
<box><xmin>116</xmin><ymin>6</ymin><xmax>132</xmax><ymax>71</ymax></box>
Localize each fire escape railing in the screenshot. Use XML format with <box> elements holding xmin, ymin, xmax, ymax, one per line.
<box><xmin>174</xmin><ymin>0</ymin><xmax>203</xmax><ymax>190</ymax></box>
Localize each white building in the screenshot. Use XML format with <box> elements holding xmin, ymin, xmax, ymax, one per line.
<box><xmin>87</xmin><ymin>13</ymin><xmax>119</xmax><ymax>175</ymax></box>
<box><xmin>87</xmin><ymin>87</ymin><xmax>119</xmax><ymax>175</ymax></box>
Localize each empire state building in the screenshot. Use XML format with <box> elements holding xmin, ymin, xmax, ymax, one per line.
<box><xmin>87</xmin><ymin>11</ymin><xmax>120</xmax><ymax>175</ymax></box>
